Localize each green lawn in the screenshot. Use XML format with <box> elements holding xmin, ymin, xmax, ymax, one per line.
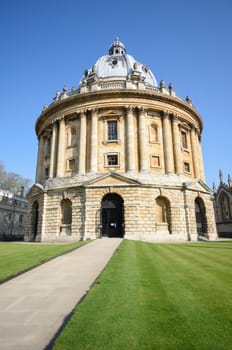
<box><xmin>0</xmin><ymin>241</ymin><xmax>89</xmax><ymax>282</ymax></box>
<box><xmin>54</xmin><ymin>240</ymin><xmax>232</xmax><ymax>350</ymax></box>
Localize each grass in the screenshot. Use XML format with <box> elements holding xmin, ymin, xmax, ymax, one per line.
<box><xmin>0</xmin><ymin>240</ymin><xmax>89</xmax><ymax>283</ymax></box>
<box><xmin>54</xmin><ymin>240</ymin><xmax>232</xmax><ymax>350</ymax></box>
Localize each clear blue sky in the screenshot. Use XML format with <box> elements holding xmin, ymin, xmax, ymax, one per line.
<box><xmin>0</xmin><ymin>0</ymin><xmax>231</xmax><ymax>188</ymax></box>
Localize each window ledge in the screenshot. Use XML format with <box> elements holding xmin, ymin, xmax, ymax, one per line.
<box><xmin>103</xmin><ymin>139</ymin><xmax>121</xmax><ymax>144</ymax></box>
<box><xmin>104</xmin><ymin>165</ymin><xmax>120</xmax><ymax>168</ymax></box>
<box><xmin>67</xmin><ymin>144</ymin><xmax>77</xmax><ymax>149</ymax></box>
<box><xmin>182</xmin><ymin>147</ymin><xmax>190</xmax><ymax>153</ymax></box>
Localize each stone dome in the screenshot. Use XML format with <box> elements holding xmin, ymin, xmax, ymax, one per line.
<box><xmin>86</xmin><ymin>38</ymin><xmax>158</xmax><ymax>87</ymax></box>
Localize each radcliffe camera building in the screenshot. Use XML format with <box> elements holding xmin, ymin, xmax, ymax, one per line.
<box><xmin>25</xmin><ymin>38</ymin><xmax>217</xmax><ymax>242</ymax></box>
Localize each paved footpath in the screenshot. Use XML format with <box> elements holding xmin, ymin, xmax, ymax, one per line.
<box><xmin>0</xmin><ymin>238</ymin><xmax>122</xmax><ymax>350</ymax></box>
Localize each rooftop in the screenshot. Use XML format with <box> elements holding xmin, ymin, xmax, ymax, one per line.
<box><xmin>41</xmin><ymin>38</ymin><xmax>194</xmax><ymax>112</ymax></box>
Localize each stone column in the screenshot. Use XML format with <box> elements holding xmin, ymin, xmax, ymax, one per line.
<box><xmin>190</xmin><ymin>126</ymin><xmax>200</xmax><ymax>178</ymax></box>
<box><xmin>57</xmin><ymin>118</ymin><xmax>66</xmax><ymax>178</ymax></box>
<box><xmin>162</xmin><ymin>111</ymin><xmax>174</xmax><ymax>173</ymax></box>
<box><xmin>196</xmin><ymin>130</ymin><xmax>205</xmax><ymax>181</ymax></box>
<box><xmin>90</xmin><ymin>109</ymin><xmax>98</xmax><ymax>173</ymax></box>
<box><xmin>172</xmin><ymin>115</ymin><xmax>182</xmax><ymax>174</ymax></box>
<box><xmin>35</xmin><ymin>135</ymin><xmax>45</xmax><ymax>183</ymax></box>
<box><xmin>138</xmin><ymin>107</ymin><xmax>148</xmax><ymax>172</ymax></box>
<box><xmin>126</xmin><ymin>106</ymin><xmax>136</xmax><ymax>171</ymax></box>
<box><xmin>79</xmin><ymin>111</ymin><xmax>87</xmax><ymax>174</ymax></box>
<box><xmin>49</xmin><ymin>122</ymin><xmax>58</xmax><ymax>178</ymax></box>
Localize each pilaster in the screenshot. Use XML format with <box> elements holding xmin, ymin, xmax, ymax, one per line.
<box><xmin>190</xmin><ymin>125</ymin><xmax>200</xmax><ymax>178</ymax></box>
<box><xmin>126</xmin><ymin>106</ymin><xmax>136</xmax><ymax>171</ymax></box>
<box><xmin>196</xmin><ymin>130</ymin><xmax>205</xmax><ymax>181</ymax></box>
<box><xmin>172</xmin><ymin>114</ymin><xmax>182</xmax><ymax>174</ymax></box>
<box><xmin>162</xmin><ymin>111</ymin><xmax>174</xmax><ymax>173</ymax></box>
<box><xmin>57</xmin><ymin>118</ymin><xmax>66</xmax><ymax>178</ymax></box>
<box><xmin>35</xmin><ymin>135</ymin><xmax>44</xmax><ymax>183</ymax></box>
<box><xmin>49</xmin><ymin>122</ymin><xmax>58</xmax><ymax>178</ymax></box>
<box><xmin>79</xmin><ymin>111</ymin><xmax>87</xmax><ymax>174</ymax></box>
<box><xmin>138</xmin><ymin>107</ymin><xmax>148</xmax><ymax>172</ymax></box>
<box><xmin>90</xmin><ymin>108</ymin><xmax>98</xmax><ymax>173</ymax></box>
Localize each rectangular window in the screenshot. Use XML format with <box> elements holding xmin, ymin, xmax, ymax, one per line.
<box><xmin>67</xmin><ymin>126</ymin><xmax>77</xmax><ymax>147</ymax></box>
<box><xmin>149</xmin><ymin>124</ymin><xmax>159</xmax><ymax>143</ymax></box>
<box><xmin>107</xmin><ymin>121</ymin><xmax>118</xmax><ymax>141</ymax></box>
<box><xmin>44</xmin><ymin>138</ymin><xmax>51</xmax><ymax>158</ymax></box>
<box><xmin>19</xmin><ymin>214</ymin><xmax>23</xmax><ymax>224</ymax></box>
<box><xmin>184</xmin><ymin>162</ymin><xmax>190</xmax><ymax>173</ymax></box>
<box><xmin>181</xmin><ymin>131</ymin><xmax>188</xmax><ymax>149</ymax></box>
<box><xmin>151</xmin><ymin>155</ymin><xmax>160</xmax><ymax>167</ymax></box>
<box><xmin>45</xmin><ymin>167</ymin><xmax>49</xmax><ymax>179</ymax></box>
<box><xmin>70</xmin><ymin>127</ymin><xmax>77</xmax><ymax>145</ymax></box>
<box><xmin>68</xmin><ymin>159</ymin><xmax>76</xmax><ymax>171</ymax></box>
<box><xmin>107</xmin><ymin>154</ymin><xmax>118</xmax><ymax>166</ymax></box>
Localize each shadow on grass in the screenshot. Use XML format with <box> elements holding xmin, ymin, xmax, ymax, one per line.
<box><xmin>185</xmin><ymin>243</ymin><xmax>232</xmax><ymax>249</ymax></box>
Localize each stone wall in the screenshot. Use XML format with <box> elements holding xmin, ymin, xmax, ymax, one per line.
<box><xmin>26</xmin><ymin>181</ymin><xmax>217</xmax><ymax>243</ymax></box>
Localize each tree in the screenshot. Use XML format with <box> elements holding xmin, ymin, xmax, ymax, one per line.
<box><xmin>0</xmin><ymin>161</ymin><xmax>31</xmax><ymax>195</ymax></box>
<box><xmin>0</xmin><ymin>162</ymin><xmax>5</xmax><ymax>179</ymax></box>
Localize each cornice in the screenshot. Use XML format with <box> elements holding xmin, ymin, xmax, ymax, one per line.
<box><xmin>35</xmin><ymin>89</ymin><xmax>203</xmax><ymax>135</ymax></box>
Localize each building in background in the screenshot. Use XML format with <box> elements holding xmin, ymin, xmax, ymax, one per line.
<box><xmin>25</xmin><ymin>38</ymin><xmax>217</xmax><ymax>242</ymax></box>
<box><xmin>0</xmin><ymin>187</ymin><xmax>28</xmax><ymax>240</ymax></box>
<box><xmin>213</xmin><ymin>170</ymin><xmax>232</xmax><ymax>238</ymax></box>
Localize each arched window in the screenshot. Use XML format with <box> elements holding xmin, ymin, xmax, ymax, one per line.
<box><xmin>195</xmin><ymin>197</ymin><xmax>208</xmax><ymax>237</ymax></box>
<box><xmin>156</xmin><ymin>197</ymin><xmax>167</xmax><ymax>222</ymax></box>
<box><xmin>61</xmin><ymin>199</ymin><xmax>72</xmax><ymax>225</ymax></box>
<box><xmin>31</xmin><ymin>201</ymin><xmax>39</xmax><ymax>240</ymax></box>
<box><xmin>220</xmin><ymin>193</ymin><xmax>231</xmax><ymax>220</ymax></box>
<box><xmin>156</xmin><ymin>196</ymin><xmax>171</xmax><ymax>233</ymax></box>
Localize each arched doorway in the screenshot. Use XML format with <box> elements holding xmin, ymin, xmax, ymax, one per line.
<box><xmin>195</xmin><ymin>197</ymin><xmax>208</xmax><ymax>237</ymax></box>
<box><xmin>31</xmin><ymin>201</ymin><xmax>39</xmax><ymax>240</ymax></box>
<box><xmin>101</xmin><ymin>193</ymin><xmax>124</xmax><ymax>237</ymax></box>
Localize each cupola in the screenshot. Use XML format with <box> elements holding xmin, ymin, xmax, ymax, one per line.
<box><xmin>109</xmin><ymin>37</ymin><xmax>126</xmax><ymax>55</ymax></box>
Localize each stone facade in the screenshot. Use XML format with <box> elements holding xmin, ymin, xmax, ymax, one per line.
<box><xmin>25</xmin><ymin>38</ymin><xmax>217</xmax><ymax>242</ymax></box>
<box><xmin>0</xmin><ymin>188</ymin><xmax>28</xmax><ymax>240</ymax></box>
<box><xmin>213</xmin><ymin>171</ymin><xmax>232</xmax><ymax>237</ymax></box>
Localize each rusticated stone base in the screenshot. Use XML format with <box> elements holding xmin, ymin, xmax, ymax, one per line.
<box><xmin>25</xmin><ymin>173</ymin><xmax>218</xmax><ymax>243</ymax></box>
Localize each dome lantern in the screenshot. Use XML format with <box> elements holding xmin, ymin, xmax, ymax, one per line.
<box><xmin>109</xmin><ymin>37</ymin><xmax>126</xmax><ymax>55</ymax></box>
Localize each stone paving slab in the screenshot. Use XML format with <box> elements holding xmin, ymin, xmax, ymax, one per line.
<box><xmin>0</xmin><ymin>238</ymin><xmax>122</xmax><ymax>350</ymax></box>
